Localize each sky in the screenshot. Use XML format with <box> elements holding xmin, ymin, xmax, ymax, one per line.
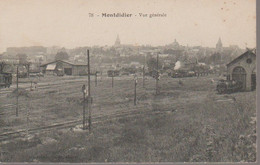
<box><xmin>0</xmin><ymin>0</ymin><xmax>256</xmax><ymax>53</ymax></box>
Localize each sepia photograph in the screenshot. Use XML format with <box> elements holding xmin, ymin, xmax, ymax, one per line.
<box><xmin>0</xmin><ymin>0</ymin><xmax>257</xmax><ymax>163</ymax></box>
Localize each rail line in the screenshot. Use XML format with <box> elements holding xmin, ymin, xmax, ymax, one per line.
<box><xmin>0</xmin><ymin>76</ymin><xmax>141</xmax><ymax>96</ymax></box>
<box><xmin>0</xmin><ymin>77</ymin><xmax>159</xmax><ymax>142</ymax></box>
<box><xmin>0</xmin><ymin>103</ymin><xmax>171</xmax><ymax>142</ymax></box>
<box><xmin>0</xmin><ymin>78</ymin><xmax>90</xmax><ymax>97</ymax></box>
<box><xmin>0</xmin><ymin>79</ymin><xmax>146</xmax><ymax>117</ymax></box>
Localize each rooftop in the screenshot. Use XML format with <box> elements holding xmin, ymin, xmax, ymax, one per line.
<box><xmin>40</xmin><ymin>60</ymin><xmax>88</xmax><ymax>67</ymax></box>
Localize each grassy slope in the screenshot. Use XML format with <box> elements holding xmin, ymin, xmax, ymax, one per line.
<box><xmin>0</xmin><ymin>76</ymin><xmax>256</xmax><ymax>162</ymax></box>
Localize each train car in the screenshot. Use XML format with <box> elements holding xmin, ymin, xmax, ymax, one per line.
<box><xmin>216</xmin><ymin>79</ymin><xmax>243</xmax><ymax>94</ymax></box>
<box><xmin>149</xmin><ymin>70</ymin><xmax>160</xmax><ymax>79</ymax></box>
<box><xmin>17</xmin><ymin>70</ymin><xmax>28</xmax><ymax>78</ymax></box>
<box><xmin>107</xmin><ymin>70</ymin><xmax>120</xmax><ymax>77</ymax></box>
<box><xmin>0</xmin><ymin>73</ymin><xmax>12</xmax><ymax>88</ymax></box>
<box><xmin>171</xmin><ymin>70</ymin><xmax>196</xmax><ymax>78</ymax></box>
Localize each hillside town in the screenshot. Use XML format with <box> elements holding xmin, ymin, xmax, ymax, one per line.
<box><xmin>0</xmin><ymin>36</ymin><xmax>246</xmax><ymax>78</ymax></box>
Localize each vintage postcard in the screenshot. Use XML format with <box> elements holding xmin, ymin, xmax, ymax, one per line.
<box><xmin>0</xmin><ymin>0</ymin><xmax>257</xmax><ymax>163</ymax></box>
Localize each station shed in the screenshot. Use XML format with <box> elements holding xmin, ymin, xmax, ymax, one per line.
<box><xmin>226</xmin><ymin>49</ymin><xmax>256</xmax><ymax>91</ymax></box>
<box><xmin>40</xmin><ymin>60</ymin><xmax>88</xmax><ymax>76</ymax></box>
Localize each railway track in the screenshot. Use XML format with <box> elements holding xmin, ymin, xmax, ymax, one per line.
<box><xmin>0</xmin><ymin>77</ymin><xmax>158</xmax><ymax>142</ymax></box>
<box><xmin>0</xmin><ymin>78</ymin><xmax>88</xmax><ymax>97</ymax></box>
<box><xmin>0</xmin><ymin>103</ymin><xmax>171</xmax><ymax>142</ymax></box>
<box><xmin>0</xmin><ymin>80</ymin><xmax>145</xmax><ymax>117</ymax></box>
<box><xmin>0</xmin><ymin>104</ymin><xmax>17</xmax><ymax>116</ymax></box>
<box><xmin>0</xmin><ymin>76</ymin><xmax>139</xmax><ymax>96</ymax></box>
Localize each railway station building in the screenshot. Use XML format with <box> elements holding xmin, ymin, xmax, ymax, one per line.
<box><xmin>226</xmin><ymin>49</ymin><xmax>256</xmax><ymax>91</ymax></box>
<box><xmin>40</xmin><ymin>60</ymin><xmax>88</xmax><ymax>76</ymax></box>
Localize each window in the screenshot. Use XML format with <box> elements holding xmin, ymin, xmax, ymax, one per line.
<box><xmin>227</xmin><ymin>75</ymin><xmax>230</xmax><ymax>80</ymax></box>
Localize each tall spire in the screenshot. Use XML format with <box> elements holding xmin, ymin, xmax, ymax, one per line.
<box><xmin>114</xmin><ymin>34</ymin><xmax>121</xmax><ymax>46</ymax></box>
<box><xmin>172</xmin><ymin>38</ymin><xmax>179</xmax><ymax>48</ymax></box>
<box><xmin>216</xmin><ymin>37</ymin><xmax>223</xmax><ymax>52</ymax></box>
<box><xmin>217</xmin><ymin>37</ymin><xmax>222</xmax><ymax>45</ymax></box>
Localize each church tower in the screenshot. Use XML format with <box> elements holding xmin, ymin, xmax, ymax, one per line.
<box><xmin>114</xmin><ymin>35</ymin><xmax>121</xmax><ymax>46</ymax></box>
<box><xmin>216</xmin><ymin>37</ymin><xmax>223</xmax><ymax>52</ymax></box>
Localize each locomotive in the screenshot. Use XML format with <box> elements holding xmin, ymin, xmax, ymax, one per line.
<box><xmin>0</xmin><ymin>72</ymin><xmax>12</xmax><ymax>88</ymax></box>
<box><xmin>216</xmin><ymin>79</ymin><xmax>243</xmax><ymax>94</ymax></box>
<box><xmin>107</xmin><ymin>70</ymin><xmax>120</xmax><ymax>77</ymax></box>
<box><xmin>0</xmin><ymin>62</ymin><xmax>12</xmax><ymax>88</ymax></box>
<box><xmin>171</xmin><ymin>70</ymin><xmax>196</xmax><ymax>78</ymax></box>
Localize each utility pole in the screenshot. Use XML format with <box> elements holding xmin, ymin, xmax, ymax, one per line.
<box><xmin>30</xmin><ymin>81</ymin><xmax>33</xmax><ymax>90</ymax></box>
<box><xmin>142</xmin><ymin>66</ymin><xmax>145</xmax><ymax>88</ymax></box>
<box><xmin>143</xmin><ymin>54</ymin><xmax>146</xmax><ymax>88</ymax></box>
<box><xmin>95</xmin><ymin>71</ymin><xmax>97</xmax><ymax>87</ymax></box>
<box><xmin>16</xmin><ymin>66</ymin><xmax>19</xmax><ymax>116</ymax></box>
<box><xmin>26</xmin><ymin>95</ymin><xmax>31</xmax><ymax>139</ymax></box>
<box><xmin>134</xmin><ymin>78</ymin><xmax>137</xmax><ymax>105</ymax></box>
<box><xmin>100</xmin><ymin>71</ymin><xmax>102</xmax><ymax>82</ymax></box>
<box><xmin>27</xmin><ymin>63</ymin><xmax>30</xmax><ymax>78</ymax></box>
<box><xmin>87</xmin><ymin>49</ymin><xmax>92</xmax><ymax>132</ymax></box>
<box><xmin>82</xmin><ymin>85</ymin><xmax>86</xmax><ymax>130</ymax></box>
<box><xmin>156</xmin><ymin>53</ymin><xmax>159</xmax><ymax>95</ymax></box>
<box><xmin>112</xmin><ymin>72</ymin><xmax>114</xmax><ymax>88</ymax></box>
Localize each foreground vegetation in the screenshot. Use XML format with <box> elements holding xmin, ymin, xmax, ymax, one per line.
<box><xmin>0</xmin><ymin>75</ymin><xmax>256</xmax><ymax>162</ymax></box>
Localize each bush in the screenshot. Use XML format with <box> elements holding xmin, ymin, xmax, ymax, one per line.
<box><xmin>115</xmin><ymin>124</ymin><xmax>147</xmax><ymax>145</ymax></box>
<box><xmin>8</xmin><ymin>88</ymin><xmax>30</xmax><ymax>98</ymax></box>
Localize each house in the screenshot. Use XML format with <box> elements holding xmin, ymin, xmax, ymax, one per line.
<box><xmin>226</xmin><ymin>49</ymin><xmax>256</xmax><ymax>91</ymax></box>
<box><xmin>40</xmin><ymin>60</ymin><xmax>88</xmax><ymax>76</ymax></box>
<box><xmin>130</xmin><ymin>62</ymin><xmax>141</xmax><ymax>69</ymax></box>
<box><xmin>0</xmin><ymin>55</ymin><xmax>19</xmax><ymax>64</ymax></box>
<box><xmin>45</xmin><ymin>63</ymin><xmax>56</xmax><ymax>75</ymax></box>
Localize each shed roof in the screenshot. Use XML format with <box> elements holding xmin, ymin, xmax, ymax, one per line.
<box><xmin>227</xmin><ymin>50</ymin><xmax>256</xmax><ymax>68</ymax></box>
<box><xmin>40</xmin><ymin>60</ymin><xmax>87</xmax><ymax>67</ymax></box>
<box><xmin>46</xmin><ymin>64</ymin><xmax>56</xmax><ymax>70</ymax></box>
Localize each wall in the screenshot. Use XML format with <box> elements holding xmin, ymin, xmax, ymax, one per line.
<box><xmin>227</xmin><ymin>53</ymin><xmax>256</xmax><ymax>91</ymax></box>
<box><xmin>72</xmin><ymin>65</ymin><xmax>88</xmax><ymax>75</ymax></box>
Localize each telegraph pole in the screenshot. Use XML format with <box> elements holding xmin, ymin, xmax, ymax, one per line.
<box><xmin>82</xmin><ymin>85</ymin><xmax>86</xmax><ymax>130</ymax></box>
<box><xmin>26</xmin><ymin>95</ymin><xmax>31</xmax><ymax>138</ymax></box>
<box><xmin>156</xmin><ymin>53</ymin><xmax>159</xmax><ymax>95</ymax></box>
<box><xmin>87</xmin><ymin>49</ymin><xmax>92</xmax><ymax>132</ymax></box>
<box><xmin>30</xmin><ymin>81</ymin><xmax>33</xmax><ymax>90</ymax></box>
<box><xmin>143</xmin><ymin>54</ymin><xmax>146</xmax><ymax>88</ymax></box>
<box><xmin>142</xmin><ymin>66</ymin><xmax>145</xmax><ymax>88</ymax></box>
<box><xmin>95</xmin><ymin>71</ymin><xmax>97</xmax><ymax>87</ymax></box>
<box><xmin>16</xmin><ymin>66</ymin><xmax>19</xmax><ymax>116</ymax></box>
<box><xmin>134</xmin><ymin>78</ymin><xmax>137</xmax><ymax>105</ymax></box>
<box><xmin>27</xmin><ymin>63</ymin><xmax>30</xmax><ymax>78</ymax></box>
<box><xmin>112</xmin><ymin>73</ymin><xmax>114</xmax><ymax>88</ymax></box>
<box><xmin>100</xmin><ymin>71</ymin><xmax>102</xmax><ymax>82</ymax></box>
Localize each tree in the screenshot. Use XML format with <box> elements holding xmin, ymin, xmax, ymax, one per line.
<box><xmin>208</xmin><ymin>53</ymin><xmax>221</xmax><ymax>64</ymax></box>
<box><xmin>39</xmin><ymin>57</ymin><xmax>43</xmax><ymax>64</ymax></box>
<box><xmin>147</xmin><ymin>57</ymin><xmax>162</xmax><ymax>72</ymax></box>
<box><xmin>55</xmin><ymin>51</ymin><xmax>69</xmax><ymax>61</ymax></box>
<box><xmin>0</xmin><ymin>62</ymin><xmax>6</xmax><ymax>73</ymax></box>
<box><xmin>16</xmin><ymin>53</ymin><xmax>28</xmax><ymax>64</ymax></box>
